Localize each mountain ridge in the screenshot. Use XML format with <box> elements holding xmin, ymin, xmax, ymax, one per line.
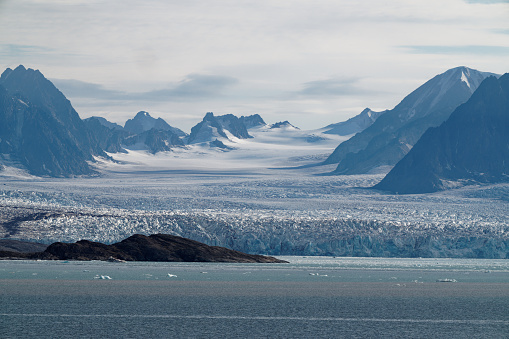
<box><xmin>323</xmin><ymin>66</ymin><xmax>498</xmax><ymax>175</ymax></box>
<box><xmin>373</xmin><ymin>73</ymin><xmax>509</xmax><ymax>193</ymax></box>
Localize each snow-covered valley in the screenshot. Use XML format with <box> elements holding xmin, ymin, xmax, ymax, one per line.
<box><xmin>1</xmin><ymin>125</ymin><xmax>508</xmax><ymax>258</ymax></box>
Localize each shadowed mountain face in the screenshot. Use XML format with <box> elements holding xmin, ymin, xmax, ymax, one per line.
<box><xmin>374</xmin><ymin>74</ymin><xmax>509</xmax><ymax>194</ymax></box>
<box><xmin>124</xmin><ymin>111</ymin><xmax>186</xmax><ymax>137</ymax></box>
<box><xmin>239</xmin><ymin>114</ymin><xmax>266</xmax><ymax>129</ymax></box>
<box><xmin>187</xmin><ymin>112</ymin><xmax>253</xmax><ymax>144</ymax></box>
<box><xmin>0</xmin><ymin>66</ymin><xmax>103</xmax><ymax>176</ymax></box>
<box><xmin>4</xmin><ymin>233</ymin><xmax>287</xmax><ymax>263</ymax></box>
<box><xmin>83</xmin><ymin>117</ymin><xmax>130</xmax><ymax>154</ymax></box>
<box><xmin>324</xmin><ymin>67</ymin><xmax>497</xmax><ymax>175</ymax></box>
<box><xmin>123</xmin><ymin>128</ymin><xmax>185</xmax><ymax>154</ymax></box>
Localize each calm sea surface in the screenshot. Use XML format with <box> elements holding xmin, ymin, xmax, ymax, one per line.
<box><xmin>1</xmin><ymin>257</ymin><xmax>508</xmax><ymax>338</ymax></box>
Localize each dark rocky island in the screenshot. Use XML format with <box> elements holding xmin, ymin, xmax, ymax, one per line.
<box><xmin>0</xmin><ymin>234</ymin><xmax>287</xmax><ymax>263</ymax></box>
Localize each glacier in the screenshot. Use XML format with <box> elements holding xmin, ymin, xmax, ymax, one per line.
<box><xmin>1</xmin><ymin>170</ymin><xmax>507</xmax><ymax>258</ymax></box>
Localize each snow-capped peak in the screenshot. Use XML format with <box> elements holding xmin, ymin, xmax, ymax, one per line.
<box><xmin>461</xmin><ymin>71</ymin><xmax>471</xmax><ymax>89</ymax></box>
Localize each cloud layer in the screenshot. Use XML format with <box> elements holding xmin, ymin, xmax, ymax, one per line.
<box><xmin>0</xmin><ymin>0</ymin><xmax>508</xmax><ymax>130</ymax></box>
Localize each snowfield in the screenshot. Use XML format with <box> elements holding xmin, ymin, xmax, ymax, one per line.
<box><xmin>1</xmin><ymin>126</ymin><xmax>508</xmax><ymax>258</ymax></box>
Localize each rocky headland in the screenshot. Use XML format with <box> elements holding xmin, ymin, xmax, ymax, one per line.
<box><xmin>0</xmin><ymin>233</ymin><xmax>287</xmax><ymax>263</ymax></box>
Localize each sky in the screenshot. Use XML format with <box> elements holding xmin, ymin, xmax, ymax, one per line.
<box><xmin>0</xmin><ymin>0</ymin><xmax>508</xmax><ymax>132</ymax></box>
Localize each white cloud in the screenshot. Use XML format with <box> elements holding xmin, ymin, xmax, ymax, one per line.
<box><xmin>0</xmin><ymin>0</ymin><xmax>508</xmax><ymax>129</ymax></box>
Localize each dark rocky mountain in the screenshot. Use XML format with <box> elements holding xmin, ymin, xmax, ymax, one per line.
<box><xmin>324</xmin><ymin>67</ymin><xmax>497</xmax><ymax>174</ymax></box>
<box><xmin>86</xmin><ymin>113</ymin><xmax>185</xmax><ymax>154</ymax></box>
<box><xmin>123</xmin><ymin>128</ymin><xmax>185</xmax><ymax>154</ymax></box>
<box><xmin>187</xmin><ymin>112</ymin><xmax>256</xmax><ymax>144</ymax></box>
<box><xmin>322</xmin><ymin>108</ymin><xmax>386</xmax><ymax>136</ymax></box>
<box><xmin>270</xmin><ymin>121</ymin><xmax>299</xmax><ymax>129</ymax></box>
<box><xmin>374</xmin><ymin>73</ymin><xmax>509</xmax><ymax>194</ymax></box>
<box><xmin>239</xmin><ymin>114</ymin><xmax>266</xmax><ymax>129</ymax></box>
<box><xmin>0</xmin><ymin>65</ymin><xmax>104</xmax><ymax>176</ymax></box>
<box><xmin>0</xmin><ymin>234</ymin><xmax>287</xmax><ymax>263</ymax></box>
<box><xmin>124</xmin><ymin>111</ymin><xmax>186</xmax><ymax>137</ymax></box>
<box><xmin>216</xmin><ymin>114</ymin><xmax>252</xmax><ymax>139</ymax></box>
<box><xmin>187</xmin><ymin>112</ymin><xmax>229</xmax><ymax>144</ymax></box>
<box><xmin>83</xmin><ymin>117</ymin><xmax>130</xmax><ymax>153</ymax></box>
<box><xmin>209</xmin><ymin>138</ymin><xmax>234</xmax><ymax>150</ymax></box>
<box><xmin>88</xmin><ymin>116</ymin><xmax>123</xmax><ymax>130</ymax></box>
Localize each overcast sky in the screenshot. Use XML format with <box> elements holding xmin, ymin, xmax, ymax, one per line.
<box><xmin>1</xmin><ymin>0</ymin><xmax>508</xmax><ymax>131</ymax></box>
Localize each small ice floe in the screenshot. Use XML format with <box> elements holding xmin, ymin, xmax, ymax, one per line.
<box><xmin>94</xmin><ymin>275</ymin><xmax>112</xmax><ymax>280</ymax></box>
<box><xmin>436</xmin><ymin>278</ymin><xmax>457</xmax><ymax>283</ymax></box>
<box><xmin>167</xmin><ymin>273</ymin><xmax>178</xmax><ymax>278</ymax></box>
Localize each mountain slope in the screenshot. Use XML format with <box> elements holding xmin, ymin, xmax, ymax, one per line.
<box><xmin>0</xmin><ymin>66</ymin><xmax>102</xmax><ymax>176</ymax></box>
<box><xmin>187</xmin><ymin>112</ymin><xmax>229</xmax><ymax>144</ymax></box>
<box><xmin>83</xmin><ymin>117</ymin><xmax>130</xmax><ymax>154</ymax></box>
<box><xmin>123</xmin><ymin>128</ymin><xmax>185</xmax><ymax>153</ymax></box>
<box><xmin>216</xmin><ymin>114</ymin><xmax>252</xmax><ymax>139</ymax></box>
<box><xmin>239</xmin><ymin>114</ymin><xmax>266</xmax><ymax>129</ymax></box>
<box><xmin>324</xmin><ymin>67</ymin><xmax>497</xmax><ymax>174</ymax></box>
<box><xmin>374</xmin><ymin>73</ymin><xmax>509</xmax><ymax>194</ymax></box>
<box><xmin>323</xmin><ymin>108</ymin><xmax>386</xmax><ymax>136</ymax></box>
<box><xmin>124</xmin><ymin>111</ymin><xmax>186</xmax><ymax>137</ymax></box>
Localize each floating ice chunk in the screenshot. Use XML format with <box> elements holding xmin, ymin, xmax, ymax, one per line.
<box><xmin>94</xmin><ymin>275</ymin><xmax>112</xmax><ymax>280</ymax></box>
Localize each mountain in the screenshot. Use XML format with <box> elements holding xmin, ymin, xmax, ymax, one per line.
<box><xmin>123</xmin><ymin>128</ymin><xmax>184</xmax><ymax>153</ymax></box>
<box><xmin>124</xmin><ymin>111</ymin><xmax>186</xmax><ymax>137</ymax></box>
<box><xmin>216</xmin><ymin>114</ymin><xmax>252</xmax><ymax>139</ymax></box>
<box><xmin>323</xmin><ymin>67</ymin><xmax>497</xmax><ymax>174</ymax></box>
<box><xmin>374</xmin><ymin>73</ymin><xmax>509</xmax><ymax>194</ymax></box>
<box><xmin>187</xmin><ymin>112</ymin><xmax>252</xmax><ymax>144</ymax></box>
<box><xmin>87</xmin><ymin>116</ymin><xmax>123</xmax><ymax>130</ymax></box>
<box><xmin>239</xmin><ymin>114</ymin><xmax>266</xmax><ymax>129</ymax></box>
<box><xmin>187</xmin><ymin>112</ymin><xmax>229</xmax><ymax>144</ymax></box>
<box><xmin>83</xmin><ymin>117</ymin><xmax>130</xmax><ymax>153</ymax></box>
<box><xmin>270</xmin><ymin>121</ymin><xmax>299</xmax><ymax>130</ymax></box>
<box><xmin>322</xmin><ymin>108</ymin><xmax>386</xmax><ymax>136</ymax></box>
<box><xmin>0</xmin><ymin>65</ymin><xmax>103</xmax><ymax>176</ymax></box>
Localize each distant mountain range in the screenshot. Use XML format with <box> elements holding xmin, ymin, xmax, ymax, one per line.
<box><xmin>323</xmin><ymin>67</ymin><xmax>498</xmax><ymax>175</ymax></box>
<box><xmin>1</xmin><ymin>64</ymin><xmax>507</xmax><ymax>194</ymax></box>
<box><xmin>374</xmin><ymin>73</ymin><xmax>509</xmax><ymax>193</ymax></box>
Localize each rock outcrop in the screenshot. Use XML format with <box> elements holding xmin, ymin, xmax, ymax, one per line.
<box><xmin>0</xmin><ymin>234</ymin><xmax>287</xmax><ymax>263</ymax></box>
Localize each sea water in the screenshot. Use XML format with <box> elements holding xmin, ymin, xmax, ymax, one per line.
<box><xmin>1</xmin><ymin>257</ymin><xmax>508</xmax><ymax>338</ymax></box>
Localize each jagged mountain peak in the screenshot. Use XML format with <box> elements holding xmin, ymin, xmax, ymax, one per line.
<box><xmin>323</xmin><ymin>66</ymin><xmax>498</xmax><ymax>174</ymax></box>
<box><xmin>270</xmin><ymin>121</ymin><xmax>299</xmax><ymax>130</ymax></box>
<box><xmin>124</xmin><ymin>111</ymin><xmax>186</xmax><ymax>137</ymax></box>
<box><xmin>239</xmin><ymin>114</ymin><xmax>266</xmax><ymax>129</ymax></box>
<box><xmin>0</xmin><ymin>65</ymin><xmax>103</xmax><ymax>177</ymax></box>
